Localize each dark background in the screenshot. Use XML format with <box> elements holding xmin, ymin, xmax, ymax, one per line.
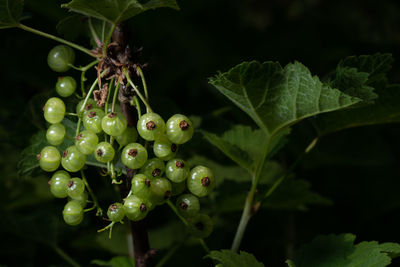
<box><xmin>1</xmin><ymin>0</ymin><xmax>400</xmax><ymax>266</ymax></box>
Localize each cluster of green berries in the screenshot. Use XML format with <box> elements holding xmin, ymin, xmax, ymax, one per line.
<box><xmin>38</xmin><ymin>45</ymin><xmax>215</xmax><ymax>238</ymax></box>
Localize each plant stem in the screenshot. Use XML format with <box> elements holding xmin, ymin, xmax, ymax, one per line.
<box><xmin>125</xmin><ymin>69</ymin><xmax>153</xmax><ymax>113</ymax></box>
<box><xmin>133</xmin><ymin>96</ymin><xmax>142</xmax><ymax>118</ymax></box>
<box><xmin>231</xmin><ymin>138</ymin><xmax>271</xmax><ymax>252</ymax></box>
<box><xmin>88</xmin><ymin>18</ymin><xmax>100</xmax><ymax>46</ymax></box>
<box><xmin>199</xmin><ymin>239</ymin><xmax>210</xmax><ymax>253</ymax></box>
<box><xmin>155</xmin><ymin>242</ymin><xmax>182</xmax><ymax>267</ymax></box>
<box><xmin>65</xmin><ymin>112</ymin><xmax>78</xmax><ymax>117</ymax></box>
<box><xmin>103</xmin><ymin>23</ymin><xmax>116</xmax><ymax>56</ymax></box>
<box><xmin>112</xmin><ymin>82</ymin><xmax>120</xmax><ymax>112</ymax></box>
<box><xmin>18</xmin><ymin>24</ymin><xmax>95</xmax><ymax>57</ymax></box>
<box><xmin>105</xmin><ymin>78</ymin><xmax>114</xmax><ymax>114</ymax></box>
<box><xmin>53</xmin><ymin>245</ymin><xmax>81</xmax><ymax>267</ymax></box>
<box><xmin>81</xmin><ymin>170</ymin><xmax>103</xmax><ymax>216</ymax></box>
<box><xmin>136</xmin><ymin>66</ymin><xmax>149</xmax><ymax>101</ymax></box>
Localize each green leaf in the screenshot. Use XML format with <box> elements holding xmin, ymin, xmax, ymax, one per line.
<box><xmin>0</xmin><ymin>0</ymin><xmax>23</xmax><ymax>29</ymax></box>
<box><xmin>62</xmin><ymin>0</ymin><xmax>179</xmax><ymax>24</ymax></box>
<box><xmin>206</xmin><ymin>250</ymin><xmax>265</xmax><ymax>267</ymax></box>
<box><xmin>262</xmin><ymin>177</ymin><xmax>332</xmax><ymax>210</ymax></box>
<box><xmin>338</xmin><ymin>53</ymin><xmax>393</xmax><ymax>88</ymax></box>
<box><xmin>209</xmin><ymin>61</ymin><xmax>360</xmax><ymax>137</ymax></box>
<box><xmin>312</xmin><ymin>85</ymin><xmax>400</xmax><ymax>135</ymax></box>
<box><xmin>287</xmin><ymin>233</ymin><xmax>400</xmax><ymax>267</ymax></box>
<box><xmin>91</xmin><ymin>256</ymin><xmax>134</xmax><ymax>267</ymax></box>
<box><xmin>201</xmin><ymin>125</ymin><xmax>288</xmax><ymax>172</ymax></box>
<box><xmin>331</xmin><ymin>67</ymin><xmax>376</xmax><ymax>102</ymax></box>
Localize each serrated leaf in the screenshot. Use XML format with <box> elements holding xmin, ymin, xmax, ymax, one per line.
<box><xmin>0</xmin><ymin>0</ymin><xmax>23</xmax><ymax>29</ymax></box>
<box><xmin>62</xmin><ymin>0</ymin><xmax>179</xmax><ymax>24</ymax></box>
<box><xmin>206</xmin><ymin>250</ymin><xmax>264</xmax><ymax>267</ymax></box>
<box><xmin>312</xmin><ymin>85</ymin><xmax>400</xmax><ymax>135</ymax></box>
<box><xmin>287</xmin><ymin>233</ymin><xmax>400</xmax><ymax>267</ymax></box>
<box><xmin>91</xmin><ymin>256</ymin><xmax>134</xmax><ymax>267</ymax></box>
<box><xmin>262</xmin><ymin>177</ymin><xmax>332</xmax><ymax>210</ymax></box>
<box><xmin>338</xmin><ymin>53</ymin><xmax>393</xmax><ymax>88</ymax></box>
<box><xmin>209</xmin><ymin>61</ymin><xmax>361</xmax><ymax>137</ymax></box>
<box><xmin>331</xmin><ymin>66</ymin><xmax>377</xmax><ymax>102</ymax></box>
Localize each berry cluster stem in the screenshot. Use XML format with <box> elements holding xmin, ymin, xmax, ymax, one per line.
<box><xmin>81</xmin><ymin>170</ymin><xmax>103</xmax><ymax>216</ymax></box>
<box><xmin>136</xmin><ymin>66</ymin><xmax>149</xmax><ymax>101</ymax></box>
<box><xmin>124</xmin><ymin>69</ymin><xmax>153</xmax><ymax>113</ymax></box>
<box><xmin>18</xmin><ymin>24</ymin><xmax>95</xmax><ymax>57</ymax></box>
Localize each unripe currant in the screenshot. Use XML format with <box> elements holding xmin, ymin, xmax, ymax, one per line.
<box><xmin>123</xmin><ymin>195</ymin><xmax>149</xmax><ymax>221</ymax></box>
<box><xmin>166</xmin><ymin>114</ymin><xmax>194</xmax><ymax>144</ymax></box>
<box><xmin>75</xmin><ymin>130</ymin><xmax>99</xmax><ymax>155</ymax></box>
<box><xmin>63</xmin><ymin>200</ymin><xmax>84</xmax><ymax>226</ymax></box>
<box><xmin>102</xmin><ymin>112</ymin><xmax>127</xmax><ymax>136</ymax></box>
<box><xmin>188</xmin><ymin>214</ymin><xmax>213</xmax><ymax>238</ymax></box>
<box><xmin>56</xmin><ymin>76</ymin><xmax>77</xmax><ymax>97</ymax></box>
<box><xmin>137</xmin><ymin>113</ymin><xmax>165</xmax><ymax>141</ymax></box>
<box><xmin>83</xmin><ymin>109</ymin><xmax>105</xmax><ymax>134</ymax></box>
<box><xmin>140</xmin><ymin>158</ymin><xmax>165</xmax><ymax>178</ymax></box>
<box><xmin>187</xmin><ymin>166</ymin><xmax>215</xmax><ymax>197</ymax></box>
<box><xmin>46</xmin><ymin>123</ymin><xmax>66</xmax><ymax>146</ymax></box>
<box><xmin>115</xmin><ymin>127</ymin><xmax>138</xmax><ymax>147</ymax></box>
<box><xmin>69</xmin><ymin>191</ymin><xmax>88</xmax><ymax>208</ymax></box>
<box><xmin>153</xmin><ymin>135</ymin><xmax>178</xmax><ymax>161</ymax></box>
<box><xmin>165</xmin><ymin>159</ymin><xmax>190</xmax><ymax>183</ymax></box>
<box><xmin>49</xmin><ymin>170</ymin><xmax>70</xmax><ymax>198</ymax></box>
<box><xmin>176</xmin><ymin>194</ymin><xmax>200</xmax><ymax>218</ymax></box>
<box><xmin>130</xmin><ymin>174</ymin><xmax>153</xmax><ymax>200</ymax></box>
<box><xmin>67</xmin><ymin>177</ymin><xmax>85</xmax><ymax>199</ymax></box>
<box><xmin>61</xmin><ymin>146</ymin><xmax>86</xmax><ymax>172</ymax></box>
<box><xmin>107</xmin><ymin>203</ymin><xmax>125</xmax><ymax>222</ymax></box>
<box><xmin>171</xmin><ymin>181</ymin><xmax>186</xmax><ymax>196</ymax></box>
<box><xmin>76</xmin><ymin>98</ymin><xmax>97</xmax><ymax>114</ymax></box>
<box><xmin>94</xmin><ymin>142</ymin><xmax>115</xmax><ymax>163</ymax></box>
<box><xmin>47</xmin><ymin>45</ymin><xmax>75</xmax><ymax>72</ymax></box>
<box><xmin>149</xmin><ymin>177</ymin><xmax>172</xmax><ymax>205</ymax></box>
<box><xmin>121</xmin><ymin>143</ymin><xmax>148</xmax><ymax>169</ymax></box>
<box><xmin>44</xmin><ymin>97</ymin><xmax>66</xmax><ymax>124</ymax></box>
<box><xmin>37</xmin><ymin>146</ymin><xmax>61</xmax><ymax>172</ymax></box>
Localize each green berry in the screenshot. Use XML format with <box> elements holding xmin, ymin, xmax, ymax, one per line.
<box><xmin>75</xmin><ymin>130</ymin><xmax>99</xmax><ymax>155</ymax></box>
<box><xmin>153</xmin><ymin>135</ymin><xmax>178</xmax><ymax>161</ymax></box>
<box><xmin>165</xmin><ymin>159</ymin><xmax>190</xmax><ymax>183</ymax></box>
<box><xmin>38</xmin><ymin>146</ymin><xmax>61</xmax><ymax>172</ymax></box>
<box><xmin>188</xmin><ymin>214</ymin><xmax>213</xmax><ymax>238</ymax></box>
<box><xmin>171</xmin><ymin>181</ymin><xmax>186</xmax><ymax>196</ymax></box>
<box><xmin>107</xmin><ymin>203</ymin><xmax>125</xmax><ymax>222</ymax></box>
<box><xmin>187</xmin><ymin>166</ymin><xmax>215</xmax><ymax>197</ymax></box>
<box><xmin>56</xmin><ymin>76</ymin><xmax>76</xmax><ymax>97</ymax></box>
<box><xmin>137</xmin><ymin>113</ymin><xmax>165</xmax><ymax>141</ymax></box>
<box><xmin>102</xmin><ymin>112</ymin><xmax>127</xmax><ymax>136</ymax></box>
<box><xmin>121</xmin><ymin>143</ymin><xmax>148</xmax><ymax>169</ymax></box>
<box><xmin>69</xmin><ymin>191</ymin><xmax>88</xmax><ymax>208</ymax></box>
<box><xmin>46</xmin><ymin>123</ymin><xmax>66</xmax><ymax>146</ymax></box>
<box><xmin>149</xmin><ymin>177</ymin><xmax>172</xmax><ymax>205</ymax></box>
<box><xmin>176</xmin><ymin>194</ymin><xmax>200</xmax><ymax>218</ymax></box>
<box><xmin>94</xmin><ymin>142</ymin><xmax>115</xmax><ymax>163</ymax></box>
<box><xmin>61</xmin><ymin>146</ymin><xmax>86</xmax><ymax>172</ymax></box>
<box><xmin>48</xmin><ymin>45</ymin><xmax>75</xmax><ymax>72</ymax></box>
<box><xmin>83</xmin><ymin>109</ymin><xmax>105</xmax><ymax>134</ymax></box>
<box><xmin>44</xmin><ymin>97</ymin><xmax>65</xmax><ymax>124</ymax></box>
<box><xmin>67</xmin><ymin>177</ymin><xmax>85</xmax><ymax>199</ymax></box>
<box><xmin>76</xmin><ymin>98</ymin><xmax>97</xmax><ymax>114</ymax></box>
<box><xmin>49</xmin><ymin>170</ymin><xmax>70</xmax><ymax>198</ymax></box>
<box><xmin>123</xmin><ymin>195</ymin><xmax>149</xmax><ymax>221</ymax></box>
<box><xmin>166</xmin><ymin>114</ymin><xmax>194</xmax><ymax>144</ymax></box>
<box><xmin>115</xmin><ymin>127</ymin><xmax>138</xmax><ymax>147</ymax></box>
<box><xmin>63</xmin><ymin>200</ymin><xmax>83</xmax><ymax>226</ymax></box>
<box><xmin>131</xmin><ymin>174</ymin><xmax>153</xmax><ymax>200</ymax></box>
<box><xmin>140</xmin><ymin>158</ymin><xmax>165</xmax><ymax>178</ymax></box>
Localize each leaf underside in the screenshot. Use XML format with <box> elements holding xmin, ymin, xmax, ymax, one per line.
<box><xmin>62</xmin><ymin>0</ymin><xmax>179</xmax><ymax>24</ymax></box>
<box><xmin>206</xmin><ymin>250</ymin><xmax>265</xmax><ymax>267</ymax></box>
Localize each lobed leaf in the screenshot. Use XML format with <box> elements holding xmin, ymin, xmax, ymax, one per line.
<box><xmin>0</xmin><ymin>0</ymin><xmax>23</xmax><ymax>29</ymax></box>
<box><xmin>287</xmin><ymin>233</ymin><xmax>400</xmax><ymax>267</ymax></box>
<box><xmin>209</xmin><ymin>61</ymin><xmax>360</xmax><ymax>138</ymax></box>
<box><xmin>206</xmin><ymin>250</ymin><xmax>265</xmax><ymax>267</ymax></box>
<box><xmin>62</xmin><ymin>0</ymin><xmax>179</xmax><ymax>24</ymax></box>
